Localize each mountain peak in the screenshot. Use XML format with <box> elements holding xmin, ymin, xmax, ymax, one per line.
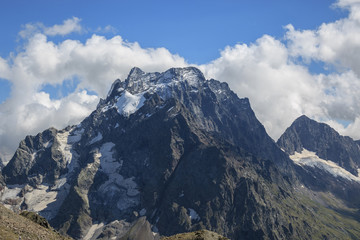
<box><xmin>124</xmin><ymin>67</ymin><xmax>206</xmax><ymax>92</ymax></box>
<box><xmin>104</xmin><ymin>67</ymin><xmax>217</xmax><ymax>109</ymax></box>
<box><xmin>296</xmin><ymin>114</ymin><xmax>311</xmax><ymax>121</ymax></box>
<box><xmin>129</xmin><ymin>66</ymin><xmax>145</xmax><ymax>76</ymax></box>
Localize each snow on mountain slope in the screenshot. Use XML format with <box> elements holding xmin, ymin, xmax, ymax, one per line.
<box><xmin>96</xmin><ymin>142</ymin><xmax>140</xmax><ymax>211</ymax></box>
<box><xmin>0</xmin><ymin>126</ymin><xmax>83</xmax><ymax>219</ymax></box>
<box><xmin>115</xmin><ymin>91</ymin><xmax>146</xmax><ymax>117</ymax></box>
<box><xmin>290</xmin><ymin>149</ymin><xmax>360</xmax><ymax>182</ymax></box>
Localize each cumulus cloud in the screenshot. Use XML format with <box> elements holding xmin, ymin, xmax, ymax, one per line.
<box><xmin>286</xmin><ymin>1</ymin><xmax>360</xmax><ymax>77</ymax></box>
<box><xmin>44</xmin><ymin>17</ymin><xmax>82</xmax><ymax>36</ymax></box>
<box><xmin>19</xmin><ymin>17</ymin><xmax>83</xmax><ymax>39</ymax></box>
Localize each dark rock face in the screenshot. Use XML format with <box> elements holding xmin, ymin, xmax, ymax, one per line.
<box><xmin>277</xmin><ymin>115</ymin><xmax>360</xmax><ymax>175</ymax></box>
<box><xmin>2</xmin><ymin>68</ymin><xmax>360</xmax><ymax>239</ymax></box>
<box><xmin>2</xmin><ymin>127</ymin><xmax>63</xmax><ymax>185</ymax></box>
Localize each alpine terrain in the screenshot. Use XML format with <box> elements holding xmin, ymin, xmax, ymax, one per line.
<box><xmin>1</xmin><ymin>67</ymin><xmax>360</xmax><ymax>239</ymax></box>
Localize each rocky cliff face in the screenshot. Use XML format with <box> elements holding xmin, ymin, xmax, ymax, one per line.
<box><xmin>2</xmin><ymin>68</ymin><xmax>360</xmax><ymax>239</ymax></box>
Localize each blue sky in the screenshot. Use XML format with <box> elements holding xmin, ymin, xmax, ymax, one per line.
<box><xmin>1</xmin><ymin>0</ymin><xmax>360</xmax><ymax>160</ymax></box>
<box><xmin>0</xmin><ymin>0</ymin><xmax>345</xmax><ymax>63</ymax></box>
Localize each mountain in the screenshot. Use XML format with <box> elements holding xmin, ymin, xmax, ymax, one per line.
<box><xmin>2</xmin><ymin>67</ymin><xmax>360</xmax><ymax>239</ymax></box>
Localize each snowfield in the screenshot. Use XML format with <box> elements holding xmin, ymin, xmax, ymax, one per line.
<box><xmin>290</xmin><ymin>149</ymin><xmax>360</xmax><ymax>182</ymax></box>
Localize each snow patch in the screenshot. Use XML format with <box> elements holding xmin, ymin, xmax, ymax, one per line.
<box><xmin>89</xmin><ymin>132</ymin><xmax>103</xmax><ymax>145</ymax></box>
<box><xmin>43</xmin><ymin>140</ymin><xmax>52</xmax><ymax>148</ymax></box>
<box><xmin>96</xmin><ymin>142</ymin><xmax>140</xmax><ymax>211</ymax></box>
<box><xmin>1</xmin><ymin>185</ymin><xmax>23</xmax><ymax>201</ymax></box>
<box><xmin>55</xmin><ymin>128</ymin><xmax>80</xmax><ymax>173</ymax></box>
<box><xmin>1</xmin><ymin>181</ymin><xmax>71</xmax><ymax>220</ymax></box>
<box><xmin>116</xmin><ymin>91</ymin><xmax>146</xmax><ymax>117</ymax></box>
<box><xmin>290</xmin><ymin>149</ymin><xmax>360</xmax><ymax>182</ymax></box>
<box><xmin>83</xmin><ymin>222</ymin><xmax>104</xmax><ymax>240</ymax></box>
<box><xmin>24</xmin><ymin>185</ymin><xmax>57</xmax><ymax>212</ymax></box>
<box><xmin>68</xmin><ymin>128</ymin><xmax>84</xmax><ymax>143</ymax></box>
<box><xmin>188</xmin><ymin>208</ymin><xmax>200</xmax><ymax>221</ymax></box>
<box><xmin>99</xmin><ymin>142</ymin><xmax>121</xmax><ymax>174</ymax></box>
<box><xmin>56</xmin><ymin>131</ymin><xmax>72</xmax><ymax>164</ymax></box>
<box><xmin>139</xmin><ymin>208</ymin><xmax>146</xmax><ymax>216</ymax></box>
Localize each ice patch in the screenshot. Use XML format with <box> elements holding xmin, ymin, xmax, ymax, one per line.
<box><xmin>1</xmin><ymin>185</ymin><xmax>23</xmax><ymax>201</ymax></box>
<box><xmin>24</xmin><ymin>185</ymin><xmax>57</xmax><ymax>212</ymax></box>
<box><xmin>1</xmin><ymin>182</ymin><xmax>70</xmax><ymax>220</ymax></box>
<box><xmin>116</xmin><ymin>91</ymin><xmax>146</xmax><ymax>117</ymax></box>
<box><xmin>188</xmin><ymin>208</ymin><xmax>200</xmax><ymax>221</ymax></box>
<box><xmin>290</xmin><ymin>149</ymin><xmax>360</xmax><ymax>182</ymax></box>
<box><xmin>97</xmin><ymin>142</ymin><xmax>140</xmax><ymax>211</ymax></box>
<box><xmin>83</xmin><ymin>222</ymin><xmax>104</xmax><ymax>240</ymax></box>
<box><xmin>89</xmin><ymin>132</ymin><xmax>103</xmax><ymax>145</ymax></box>
<box><xmin>139</xmin><ymin>208</ymin><xmax>146</xmax><ymax>216</ymax></box>
<box><xmin>68</xmin><ymin>128</ymin><xmax>84</xmax><ymax>143</ymax></box>
<box><xmin>43</xmin><ymin>140</ymin><xmax>52</xmax><ymax>148</ymax></box>
<box><xmin>56</xmin><ymin>131</ymin><xmax>72</xmax><ymax>164</ymax></box>
<box><xmin>51</xmin><ymin>177</ymin><xmax>67</xmax><ymax>190</ymax></box>
<box><xmin>56</xmin><ymin>128</ymin><xmax>80</xmax><ymax>173</ymax></box>
<box><xmin>99</xmin><ymin>142</ymin><xmax>121</xmax><ymax>174</ymax></box>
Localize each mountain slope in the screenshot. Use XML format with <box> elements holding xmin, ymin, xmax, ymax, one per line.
<box><xmin>0</xmin><ymin>203</ymin><xmax>71</xmax><ymax>240</ymax></box>
<box><xmin>161</xmin><ymin>229</ymin><xmax>228</xmax><ymax>240</ymax></box>
<box><xmin>2</xmin><ymin>68</ymin><xmax>360</xmax><ymax>239</ymax></box>
<box><xmin>277</xmin><ymin>115</ymin><xmax>360</xmax><ymax>210</ymax></box>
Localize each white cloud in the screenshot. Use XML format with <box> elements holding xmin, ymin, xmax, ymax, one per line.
<box><xmin>95</xmin><ymin>25</ymin><xmax>118</xmax><ymax>34</ymax></box>
<box><xmin>286</xmin><ymin>3</ymin><xmax>360</xmax><ymax>77</ymax></box>
<box><xmin>19</xmin><ymin>17</ymin><xmax>83</xmax><ymax>39</ymax></box>
<box><xmin>44</xmin><ymin>17</ymin><xmax>82</xmax><ymax>36</ymax></box>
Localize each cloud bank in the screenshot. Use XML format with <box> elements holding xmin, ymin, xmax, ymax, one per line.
<box><xmin>2</xmin><ymin>0</ymin><xmax>360</xmax><ymax>161</ymax></box>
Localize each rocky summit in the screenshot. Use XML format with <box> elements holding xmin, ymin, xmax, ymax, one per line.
<box><xmin>1</xmin><ymin>67</ymin><xmax>360</xmax><ymax>240</ymax></box>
